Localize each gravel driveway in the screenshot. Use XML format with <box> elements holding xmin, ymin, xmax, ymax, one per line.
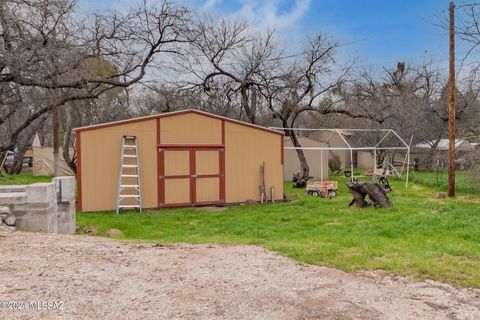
<box><xmin>0</xmin><ymin>230</ymin><xmax>479</xmax><ymax>320</ymax></box>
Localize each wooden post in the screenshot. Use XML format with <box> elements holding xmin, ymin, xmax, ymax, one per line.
<box><xmin>448</xmin><ymin>1</ymin><xmax>456</xmax><ymax>197</ymax></box>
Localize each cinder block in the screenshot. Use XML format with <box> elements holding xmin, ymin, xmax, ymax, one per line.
<box><xmin>54</xmin><ymin>176</ymin><xmax>76</xmax><ymax>203</ymax></box>
<box><xmin>16</xmin><ymin>212</ymin><xmax>57</xmax><ymax>233</ymax></box>
<box><xmin>26</xmin><ymin>183</ymin><xmax>56</xmax><ymax>203</ymax></box>
<box><xmin>0</xmin><ymin>193</ymin><xmax>27</xmax><ymax>205</ymax></box>
<box><xmin>2</xmin><ymin>179</ymin><xmax>75</xmax><ymax>234</ymax></box>
<box><xmin>0</xmin><ymin>186</ymin><xmax>26</xmax><ymax>194</ymax></box>
<box><xmin>28</xmin><ymin>202</ymin><xmax>52</xmax><ymax>210</ymax></box>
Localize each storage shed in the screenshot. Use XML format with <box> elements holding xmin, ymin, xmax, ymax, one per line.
<box><xmin>75</xmin><ymin>109</ymin><xmax>284</xmax><ymax>212</ymax></box>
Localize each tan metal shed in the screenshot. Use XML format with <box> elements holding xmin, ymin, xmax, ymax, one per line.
<box><xmin>74</xmin><ymin>109</ymin><xmax>284</xmax><ymax>212</ymax></box>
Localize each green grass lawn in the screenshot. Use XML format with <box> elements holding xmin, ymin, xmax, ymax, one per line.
<box><xmin>0</xmin><ymin>173</ymin><xmax>52</xmax><ymax>185</ymax></box>
<box><xmin>77</xmin><ymin>173</ymin><xmax>480</xmax><ymax>287</ymax></box>
<box><xmin>412</xmin><ymin>170</ymin><xmax>480</xmax><ymax>194</ymax></box>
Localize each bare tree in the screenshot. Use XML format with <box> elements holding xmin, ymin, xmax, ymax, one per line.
<box><xmin>181</xmin><ymin>16</ymin><xmax>280</xmax><ymax>123</ymax></box>
<box><xmin>336</xmin><ymin>62</ymin><xmax>452</xmax><ymax>168</ymax></box>
<box><xmin>258</xmin><ymin>34</ymin><xmax>357</xmax><ymax>182</ymax></box>
<box><xmin>0</xmin><ymin>0</ymin><xmax>190</xmax><ymax>172</ymax></box>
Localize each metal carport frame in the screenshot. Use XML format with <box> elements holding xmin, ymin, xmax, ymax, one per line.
<box><xmin>270</xmin><ymin>128</ymin><xmax>411</xmax><ymax>189</ymax></box>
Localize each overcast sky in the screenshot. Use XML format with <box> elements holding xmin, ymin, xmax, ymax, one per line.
<box><xmin>81</xmin><ymin>0</ymin><xmax>461</xmax><ymax>71</ymax></box>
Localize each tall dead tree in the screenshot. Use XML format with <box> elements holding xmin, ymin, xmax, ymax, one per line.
<box><xmin>259</xmin><ymin>34</ymin><xmax>362</xmax><ymax>182</ymax></box>
<box><xmin>0</xmin><ymin>0</ymin><xmax>190</xmax><ymax>172</ymax></box>
<box><xmin>181</xmin><ymin>17</ymin><xmax>280</xmax><ymax>123</ymax></box>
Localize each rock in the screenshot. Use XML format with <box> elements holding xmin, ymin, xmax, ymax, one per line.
<box><xmin>437</xmin><ymin>192</ymin><xmax>446</xmax><ymax>199</ymax></box>
<box><xmin>2</xmin><ymin>213</ymin><xmax>16</xmax><ymax>226</ymax></box>
<box><xmin>105</xmin><ymin>228</ymin><xmax>124</xmax><ymax>238</ymax></box>
<box><xmin>77</xmin><ymin>225</ymin><xmax>97</xmax><ymax>236</ymax></box>
<box><xmin>0</xmin><ymin>206</ymin><xmax>10</xmax><ymax>214</ymax></box>
<box><xmin>0</xmin><ymin>225</ymin><xmax>15</xmax><ymax>232</ymax></box>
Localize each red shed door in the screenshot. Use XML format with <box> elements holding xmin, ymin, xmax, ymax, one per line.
<box><xmin>158</xmin><ymin>147</ymin><xmax>224</xmax><ymax>207</ymax></box>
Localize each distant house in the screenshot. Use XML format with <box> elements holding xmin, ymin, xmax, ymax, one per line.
<box><xmin>415</xmin><ymin>139</ymin><xmax>475</xmax><ymax>151</ymax></box>
<box><xmin>412</xmin><ymin>139</ymin><xmax>476</xmax><ymax>169</ymax></box>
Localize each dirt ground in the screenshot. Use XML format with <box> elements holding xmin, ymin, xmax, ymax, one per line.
<box><xmin>0</xmin><ymin>230</ymin><xmax>479</xmax><ymax>320</ymax></box>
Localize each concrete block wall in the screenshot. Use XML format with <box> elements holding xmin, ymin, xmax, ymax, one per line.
<box><xmin>0</xmin><ymin>177</ymin><xmax>76</xmax><ymax>234</ymax></box>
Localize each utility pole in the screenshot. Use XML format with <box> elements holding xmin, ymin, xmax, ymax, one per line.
<box><xmin>448</xmin><ymin>1</ymin><xmax>456</xmax><ymax>197</ymax></box>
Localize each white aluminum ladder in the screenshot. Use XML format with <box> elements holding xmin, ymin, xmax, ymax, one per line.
<box><xmin>116</xmin><ymin>135</ymin><xmax>141</xmax><ymax>214</ymax></box>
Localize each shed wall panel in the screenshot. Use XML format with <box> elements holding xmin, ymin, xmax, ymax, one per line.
<box><xmin>164</xmin><ymin>151</ymin><xmax>190</xmax><ymax>175</ymax></box>
<box><xmin>224</xmin><ymin>122</ymin><xmax>283</xmax><ymax>203</ymax></box>
<box><xmin>80</xmin><ymin>120</ymin><xmax>157</xmax><ymax>211</ymax></box>
<box><xmin>196</xmin><ymin>150</ymin><xmax>219</xmax><ymax>175</ymax></box>
<box><xmin>160</xmin><ymin>113</ymin><xmax>222</xmax><ymax>145</ymax></box>
<box><xmin>196</xmin><ymin>177</ymin><xmax>220</xmax><ymax>202</ymax></box>
<box><xmin>164</xmin><ymin>179</ymin><xmax>190</xmax><ymax>204</ymax></box>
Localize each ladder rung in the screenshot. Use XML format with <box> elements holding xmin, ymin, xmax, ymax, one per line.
<box><xmin>124</xmin><ymin>145</ymin><xmax>137</xmax><ymax>149</ymax></box>
<box><xmin>120</xmin><ymin>195</ymin><xmax>140</xmax><ymax>198</ymax></box>
<box><xmin>119</xmin><ymin>205</ymin><xmax>140</xmax><ymax>208</ymax></box>
<box><xmin>122</xmin><ymin>174</ymin><xmax>138</xmax><ymax>177</ymax></box>
<box><xmin>122</xmin><ymin>165</ymin><xmax>137</xmax><ymax>168</ymax></box>
<box><xmin>121</xmin><ymin>185</ymin><xmax>139</xmax><ymax>188</ymax></box>
<box><xmin>123</xmin><ymin>155</ymin><xmax>137</xmax><ymax>158</ymax></box>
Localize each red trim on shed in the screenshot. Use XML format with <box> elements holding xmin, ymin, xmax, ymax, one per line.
<box><xmin>156</xmin><ymin>118</ymin><xmax>162</xmax><ymax>207</ymax></box>
<box><xmin>158</xmin><ymin>149</ymin><xmax>165</xmax><ymax>207</ymax></box>
<box><xmin>162</xmin><ymin>174</ymin><xmax>191</xmax><ymax>179</ymax></box>
<box><xmin>220</xmin><ymin>120</ymin><xmax>225</xmax><ymax>203</ymax></box>
<box><xmin>74</xmin><ymin>109</ymin><xmax>284</xmax><ymax>137</ymax></box>
<box><xmin>75</xmin><ymin>131</ymin><xmax>82</xmax><ymax>211</ymax></box>
<box><xmin>189</xmin><ymin>150</ymin><xmax>196</xmax><ymax>204</ymax></box>
<box><xmin>163</xmin><ymin>202</ymin><xmax>193</xmax><ymax>208</ymax></box>
<box><xmin>158</xmin><ymin>144</ymin><xmax>224</xmax><ymax>149</ymax></box>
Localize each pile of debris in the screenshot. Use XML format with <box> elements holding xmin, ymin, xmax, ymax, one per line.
<box><xmin>0</xmin><ymin>206</ymin><xmax>16</xmax><ymax>232</ymax></box>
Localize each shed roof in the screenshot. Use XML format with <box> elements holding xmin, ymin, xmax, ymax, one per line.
<box><xmin>74</xmin><ymin>109</ymin><xmax>283</xmax><ymax>136</ymax></box>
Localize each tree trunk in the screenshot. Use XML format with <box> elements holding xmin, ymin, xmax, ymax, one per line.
<box><xmin>63</xmin><ymin>128</ymin><xmax>77</xmax><ymax>174</ymax></box>
<box><xmin>250</xmin><ymin>86</ymin><xmax>257</xmax><ymax>121</ymax></box>
<box><xmin>9</xmin><ymin>145</ymin><xmax>27</xmax><ymax>174</ymax></box>
<box><xmin>287</xmin><ymin>128</ymin><xmax>309</xmax><ymax>178</ymax></box>
<box><xmin>0</xmin><ymin>150</ymin><xmax>7</xmax><ymax>174</ymax></box>
<box><xmin>241</xmin><ymin>86</ymin><xmax>255</xmax><ymax>124</ymax></box>
<box><xmin>284</xmin><ymin>120</ymin><xmax>311</xmax><ymax>187</ymax></box>
<box><xmin>347</xmin><ymin>182</ymin><xmax>391</xmax><ymax>208</ymax></box>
